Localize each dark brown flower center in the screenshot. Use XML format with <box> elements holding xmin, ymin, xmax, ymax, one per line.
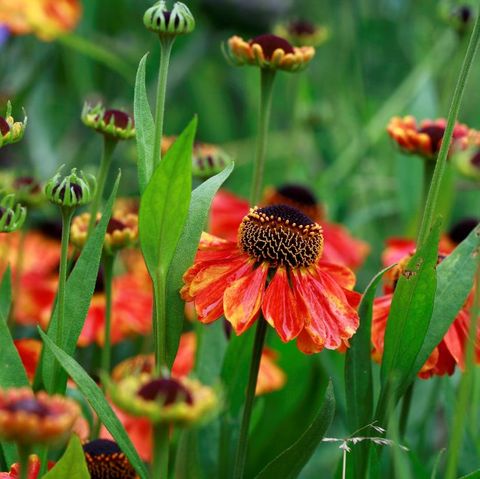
<box><xmin>106</xmin><ymin>218</ymin><xmax>127</xmax><ymax>234</ymax></box>
<box><xmin>52</xmin><ymin>182</ymin><xmax>83</xmax><ymax>202</ymax></box>
<box><xmin>449</xmin><ymin>217</ymin><xmax>479</xmax><ymax>244</ymax></box>
<box><xmin>0</xmin><ymin>116</ymin><xmax>10</xmax><ymax>136</ymax></box>
<box><xmin>289</xmin><ymin>20</ymin><xmax>316</xmax><ymax>35</ymax></box>
<box><xmin>277</xmin><ymin>184</ymin><xmax>317</xmax><ymax>206</ymax></box>
<box><xmin>13</xmin><ymin>176</ymin><xmax>41</xmax><ymax>194</ymax></box>
<box><xmin>250</xmin><ymin>34</ymin><xmax>294</xmax><ymax>60</ymax></box>
<box><xmin>419</xmin><ymin>125</ymin><xmax>445</xmax><ymax>154</ymax></box>
<box><xmin>6</xmin><ymin>398</ymin><xmax>50</xmax><ymax>418</ymax></box>
<box><xmin>83</xmin><ymin>439</ymin><xmax>137</xmax><ymax>479</ymax></box>
<box><xmin>471</xmin><ymin>150</ymin><xmax>480</xmax><ymax>168</ymax></box>
<box><xmin>239</xmin><ymin>205</ymin><xmax>323</xmax><ymax>268</ymax></box>
<box><xmin>137</xmin><ymin>378</ymin><xmax>193</xmax><ymax>406</ymax></box>
<box><xmin>103</xmin><ymin>110</ymin><xmax>133</xmax><ymax>130</ymax></box>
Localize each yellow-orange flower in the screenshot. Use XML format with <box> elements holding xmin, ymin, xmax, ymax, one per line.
<box><xmin>387</xmin><ymin>116</ymin><xmax>478</xmax><ymax>159</ymax></box>
<box><xmin>183</xmin><ymin>204</ymin><xmax>360</xmax><ymax>354</ymax></box>
<box><xmin>227</xmin><ymin>34</ymin><xmax>315</xmax><ymax>72</ymax></box>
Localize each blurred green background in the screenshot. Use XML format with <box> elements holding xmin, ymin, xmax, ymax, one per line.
<box><xmin>1</xmin><ymin>0</ymin><xmax>480</xmax><ymax>476</ymax></box>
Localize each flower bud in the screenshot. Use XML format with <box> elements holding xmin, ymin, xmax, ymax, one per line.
<box><xmin>45</xmin><ymin>167</ymin><xmax>96</xmax><ymax>208</ymax></box>
<box><xmin>143</xmin><ymin>1</ymin><xmax>195</xmax><ymax>37</ymax></box>
<box><xmin>81</xmin><ymin>103</ymin><xmax>135</xmax><ymax>141</ymax></box>
<box><xmin>454</xmin><ymin>147</ymin><xmax>480</xmax><ymax>181</ymax></box>
<box><xmin>0</xmin><ymin>194</ymin><xmax>27</xmax><ymax>233</ymax></box>
<box><xmin>0</xmin><ymin>101</ymin><xmax>27</xmax><ymax>149</ymax></box>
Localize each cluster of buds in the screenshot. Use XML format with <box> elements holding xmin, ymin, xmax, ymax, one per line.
<box><xmin>44</xmin><ymin>167</ymin><xmax>96</xmax><ymax>208</ymax></box>
<box><xmin>81</xmin><ymin>103</ymin><xmax>135</xmax><ymax>141</ymax></box>
<box><xmin>0</xmin><ymin>102</ymin><xmax>27</xmax><ymax>149</ymax></box>
<box><xmin>0</xmin><ymin>194</ymin><xmax>27</xmax><ymax>233</ymax></box>
<box><xmin>143</xmin><ymin>1</ymin><xmax>195</xmax><ymax>37</ymax></box>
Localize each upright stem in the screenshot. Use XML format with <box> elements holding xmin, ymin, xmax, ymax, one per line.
<box><xmin>233</xmin><ymin>318</ymin><xmax>267</xmax><ymax>479</ymax></box>
<box><xmin>152</xmin><ymin>424</ymin><xmax>169</xmax><ymax>479</ymax></box>
<box><xmin>18</xmin><ymin>446</ymin><xmax>30</xmax><ymax>479</ymax></box>
<box><xmin>88</xmin><ymin>137</ymin><xmax>117</xmax><ymax>236</ymax></box>
<box><xmin>152</xmin><ymin>37</ymin><xmax>175</xmax><ymax>173</ymax></box>
<box><xmin>52</xmin><ymin>207</ymin><xmax>74</xmax><ymax>392</ymax></box>
<box><xmin>398</xmin><ymin>382</ymin><xmax>414</xmax><ymax>438</ymax></box>
<box><xmin>154</xmin><ymin>270</ymin><xmax>167</xmax><ymax>372</ymax></box>
<box><xmin>445</xmin><ymin>263</ymin><xmax>480</xmax><ymax>478</ymax></box>
<box><xmin>9</xmin><ymin>228</ymin><xmax>26</xmax><ymax>328</ymax></box>
<box><xmin>417</xmin><ymin>12</ymin><xmax>480</xmax><ymax>247</ymax></box>
<box><xmin>101</xmin><ymin>253</ymin><xmax>115</xmax><ymax>374</ymax></box>
<box><xmin>249</xmin><ymin>69</ymin><xmax>276</xmax><ymax>206</ymax></box>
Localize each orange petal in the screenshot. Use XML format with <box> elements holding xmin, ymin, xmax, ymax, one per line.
<box><xmin>262</xmin><ymin>267</ymin><xmax>303</xmax><ymax>342</ymax></box>
<box><xmin>316</xmin><ymin>261</ymin><xmax>356</xmax><ymax>290</ymax></box>
<box><xmin>224</xmin><ymin>264</ymin><xmax>268</xmax><ymax>334</ymax></box>
<box><xmin>256</xmin><ymin>349</ymin><xmax>286</xmax><ymax>395</ymax></box>
<box><xmin>296</xmin><ymin>329</ymin><xmax>324</xmax><ymax>354</ymax></box>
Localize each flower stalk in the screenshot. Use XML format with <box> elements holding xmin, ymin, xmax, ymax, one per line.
<box><xmin>250</xmin><ymin>69</ymin><xmax>276</xmax><ymax>205</ymax></box>
<box><xmin>18</xmin><ymin>446</ymin><xmax>30</xmax><ymax>479</ymax></box>
<box><xmin>233</xmin><ymin>318</ymin><xmax>268</xmax><ymax>479</ymax></box>
<box><xmin>100</xmin><ymin>253</ymin><xmax>115</xmax><ymax>374</ymax></box>
<box><xmin>152</xmin><ymin>423</ymin><xmax>169</xmax><ymax>479</ymax></box>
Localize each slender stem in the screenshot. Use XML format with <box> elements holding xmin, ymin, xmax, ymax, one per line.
<box><xmin>152</xmin><ymin>424</ymin><xmax>169</xmax><ymax>479</ymax></box>
<box><xmin>445</xmin><ymin>263</ymin><xmax>480</xmax><ymax>479</ymax></box>
<box><xmin>154</xmin><ymin>270</ymin><xmax>167</xmax><ymax>372</ymax></box>
<box><xmin>233</xmin><ymin>319</ymin><xmax>267</xmax><ymax>479</ymax></box>
<box><xmin>398</xmin><ymin>382</ymin><xmax>414</xmax><ymax>438</ymax></box>
<box><xmin>88</xmin><ymin>137</ymin><xmax>117</xmax><ymax>236</ymax></box>
<box><xmin>101</xmin><ymin>254</ymin><xmax>115</xmax><ymax>374</ymax></box>
<box><xmin>152</xmin><ymin>37</ymin><xmax>175</xmax><ymax>174</ymax></box>
<box><xmin>249</xmin><ymin>69</ymin><xmax>276</xmax><ymax>206</ymax></box>
<box><xmin>18</xmin><ymin>446</ymin><xmax>30</xmax><ymax>479</ymax></box>
<box><xmin>8</xmin><ymin>228</ymin><xmax>26</xmax><ymax>328</ymax></box>
<box><xmin>417</xmin><ymin>13</ymin><xmax>480</xmax><ymax>247</ymax></box>
<box><xmin>51</xmin><ymin>207</ymin><xmax>74</xmax><ymax>393</ymax></box>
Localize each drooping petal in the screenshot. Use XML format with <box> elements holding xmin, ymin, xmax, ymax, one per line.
<box><xmin>256</xmin><ymin>349</ymin><xmax>287</xmax><ymax>395</ymax></box>
<box><xmin>262</xmin><ymin>267</ymin><xmax>303</xmax><ymax>342</ymax></box>
<box><xmin>296</xmin><ymin>329</ymin><xmax>324</xmax><ymax>354</ymax></box>
<box><xmin>209</xmin><ymin>189</ymin><xmax>249</xmax><ymax>242</ymax></box>
<box><xmin>371</xmin><ymin>294</ymin><xmax>392</xmax><ymax>363</ymax></box>
<box><xmin>293</xmin><ymin>268</ymin><xmax>359</xmax><ymax>350</ymax></box>
<box><xmin>443</xmin><ymin>308</ymin><xmax>470</xmax><ymax>370</ymax></box>
<box><xmin>316</xmin><ymin>261</ymin><xmax>356</xmax><ymax>290</ymax></box>
<box><xmin>224</xmin><ymin>263</ymin><xmax>269</xmax><ymax>334</ymax></box>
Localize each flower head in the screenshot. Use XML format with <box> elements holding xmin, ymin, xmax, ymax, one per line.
<box><xmin>45</xmin><ymin>167</ymin><xmax>96</xmax><ymax>208</ymax></box>
<box><xmin>387</xmin><ymin>116</ymin><xmax>478</xmax><ymax>160</ymax></box>
<box><xmin>274</xmin><ymin>19</ymin><xmax>329</xmax><ymax>47</ymax></box>
<box><xmin>226</xmin><ymin>34</ymin><xmax>315</xmax><ymax>72</ymax></box>
<box><xmin>0</xmin><ymin>102</ymin><xmax>27</xmax><ymax>149</ymax></box>
<box><xmin>0</xmin><ymin>388</ymin><xmax>79</xmax><ymax>446</ymax></box>
<box><xmin>70</xmin><ymin>212</ymin><xmax>139</xmax><ymax>255</ymax></box>
<box><xmin>453</xmin><ymin>146</ymin><xmax>480</xmax><ymax>181</ymax></box>
<box><xmin>143</xmin><ymin>1</ymin><xmax>195</xmax><ymax>37</ymax></box>
<box><xmin>83</xmin><ymin>439</ymin><xmax>137</xmax><ymax>479</ymax></box>
<box><xmin>81</xmin><ymin>103</ymin><xmax>135</xmax><ymax>141</ymax></box>
<box><xmin>107</xmin><ymin>374</ymin><xmax>218</xmax><ymax>426</ymax></box>
<box><xmin>6</xmin><ymin>176</ymin><xmax>44</xmax><ymax>208</ymax></box>
<box><xmin>183</xmin><ymin>204</ymin><xmax>360</xmax><ymax>353</ymax></box>
<box><xmin>0</xmin><ymin>194</ymin><xmax>27</xmax><ymax>233</ymax></box>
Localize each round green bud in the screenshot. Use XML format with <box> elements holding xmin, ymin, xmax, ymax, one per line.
<box><xmin>45</xmin><ymin>167</ymin><xmax>96</xmax><ymax>208</ymax></box>
<box><xmin>0</xmin><ymin>194</ymin><xmax>27</xmax><ymax>233</ymax></box>
<box><xmin>143</xmin><ymin>1</ymin><xmax>195</xmax><ymax>36</ymax></box>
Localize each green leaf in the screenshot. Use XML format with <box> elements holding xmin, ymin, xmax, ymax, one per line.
<box><xmin>459</xmin><ymin>471</ymin><xmax>480</xmax><ymax>479</ymax></box>
<box><xmin>134</xmin><ymin>52</ymin><xmax>155</xmax><ymax>194</ymax></box>
<box><xmin>165</xmin><ymin>162</ymin><xmax>234</xmax><ymax>366</ymax></box>
<box><xmin>0</xmin><ymin>265</ymin><xmax>12</xmax><ymax>321</ymax></box>
<box><xmin>139</xmin><ymin>116</ymin><xmax>197</xmax><ymax>280</ymax></box>
<box><xmin>254</xmin><ymin>381</ymin><xmax>335</xmax><ymax>479</ymax></box>
<box><xmin>42</xmin><ymin>435</ymin><xmax>89</xmax><ymax>479</ymax></box>
<box><xmin>195</xmin><ymin>321</ymin><xmax>228</xmax><ymax>385</ymax></box>
<box><xmin>380</xmin><ymin>218</ymin><xmax>442</xmax><ymax>398</ymax></box>
<box><xmin>412</xmin><ymin>223</ymin><xmax>480</xmax><ymax>378</ymax></box>
<box><xmin>345</xmin><ymin>265</ymin><xmax>394</xmax><ymax>479</ymax></box>
<box><xmin>174</xmin><ymin>430</ymin><xmax>204</xmax><ymax>479</ymax></box>
<box><xmin>38</xmin><ymin>329</ymin><xmax>148</xmax><ymax>479</ymax></box>
<box><xmin>39</xmin><ymin>173</ymin><xmax>121</xmax><ymax>394</ymax></box>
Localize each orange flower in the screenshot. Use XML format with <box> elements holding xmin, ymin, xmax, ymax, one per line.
<box><xmin>0</xmin><ymin>0</ymin><xmax>82</xmax><ymax>41</ymax></box>
<box><xmin>372</xmin><ymin>251</ymin><xmax>478</xmax><ymax>378</ymax></box>
<box><xmin>0</xmin><ymin>455</ymin><xmax>42</xmax><ymax>479</ymax></box>
<box><xmin>14</xmin><ymin>339</ymin><xmax>42</xmax><ymax>382</ymax></box>
<box><xmin>209</xmin><ymin>186</ymin><xmax>370</xmax><ymax>269</ymax></box>
<box><xmin>386</xmin><ymin>116</ymin><xmax>478</xmax><ymax>160</ymax></box>
<box><xmin>183</xmin><ymin>205</ymin><xmax>360</xmax><ymax>354</ymax></box>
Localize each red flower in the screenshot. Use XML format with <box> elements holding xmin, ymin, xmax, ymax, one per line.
<box><xmin>0</xmin><ymin>455</ymin><xmax>41</xmax><ymax>479</ymax></box>
<box><xmin>14</xmin><ymin>339</ymin><xmax>42</xmax><ymax>382</ymax></box>
<box><xmin>183</xmin><ymin>205</ymin><xmax>360</xmax><ymax>353</ymax></box>
<box><xmin>209</xmin><ymin>186</ymin><xmax>369</xmax><ymax>269</ymax></box>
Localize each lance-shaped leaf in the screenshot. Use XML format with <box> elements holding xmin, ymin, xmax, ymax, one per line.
<box><xmin>134</xmin><ymin>53</ymin><xmax>155</xmax><ymax>193</ymax></box>
<box><xmin>43</xmin><ymin>435</ymin><xmax>90</xmax><ymax>479</ymax></box>
<box><xmin>254</xmin><ymin>381</ymin><xmax>335</xmax><ymax>479</ymax></box>
<box><xmin>39</xmin><ymin>329</ymin><xmax>148</xmax><ymax>479</ymax></box>
<box><xmin>165</xmin><ymin>162</ymin><xmax>234</xmax><ymax>366</ymax></box>
<box><xmin>0</xmin><ymin>266</ymin><xmax>12</xmax><ymax>320</ymax></box>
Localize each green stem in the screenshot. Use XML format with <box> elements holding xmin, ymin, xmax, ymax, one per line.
<box><xmin>398</xmin><ymin>382</ymin><xmax>414</xmax><ymax>438</ymax></box>
<box><xmin>154</xmin><ymin>270</ymin><xmax>167</xmax><ymax>372</ymax></box>
<box><xmin>417</xmin><ymin>14</ymin><xmax>480</xmax><ymax>247</ymax></box>
<box><xmin>88</xmin><ymin>137</ymin><xmax>117</xmax><ymax>236</ymax></box>
<box><xmin>249</xmin><ymin>69</ymin><xmax>276</xmax><ymax>206</ymax></box>
<box><xmin>445</xmin><ymin>263</ymin><xmax>480</xmax><ymax>478</ymax></box>
<box><xmin>152</xmin><ymin>424</ymin><xmax>169</xmax><ymax>479</ymax></box>
<box><xmin>233</xmin><ymin>318</ymin><xmax>267</xmax><ymax>479</ymax></box>
<box><xmin>100</xmin><ymin>254</ymin><xmax>115</xmax><ymax>373</ymax></box>
<box><xmin>152</xmin><ymin>37</ymin><xmax>175</xmax><ymax>174</ymax></box>
<box><xmin>8</xmin><ymin>228</ymin><xmax>26</xmax><ymax>329</ymax></box>
<box><xmin>18</xmin><ymin>446</ymin><xmax>31</xmax><ymax>479</ymax></box>
<box><xmin>52</xmin><ymin>207</ymin><xmax>74</xmax><ymax>393</ymax></box>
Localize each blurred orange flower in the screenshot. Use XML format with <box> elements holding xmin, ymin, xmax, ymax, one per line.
<box><xmin>0</xmin><ymin>455</ymin><xmax>42</xmax><ymax>479</ymax></box>
<box><xmin>14</xmin><ymin>339</ymin><xmax>42</xmax><ymax>382</ymax></box>
<box><xmin>0</xmin><ymin>0</ymin><xmax>81</xmax><ymax>41</ymax></box>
